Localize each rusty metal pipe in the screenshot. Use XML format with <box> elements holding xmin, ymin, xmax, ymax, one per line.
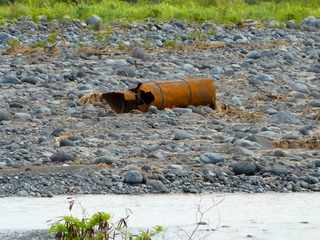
<box><xmin>82</xmin><ymin>77</ymin><xmax>216</xmax><ymax>113</ymax></box>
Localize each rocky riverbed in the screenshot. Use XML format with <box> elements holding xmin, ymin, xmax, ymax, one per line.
<box><xmin>0</xmin><ymin>16</ymin><xmax>320</xmax><ymax>197</ymax></box>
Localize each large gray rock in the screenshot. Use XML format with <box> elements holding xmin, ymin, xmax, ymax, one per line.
<box><xmin>147</xmin><ymin>180</ymin><xmax>169</xmax><ymax>193</ymax></box>
<box><xmin>270</xmin><ymin>111</ymin><xmax>301</xmax><ymax>124</ymax></box>
<box><xmin>200</xmin><ymin>152</ymin><xmax>224</xmax><ymax>164</ymax></box>
<box><xmin>314</xmin><ymin>160</ymin><xmax>320</xmax><ymax>168</ymax></box>
<box><xmin>210</xmin><ymin>66</ymin><xmax>224</xmax><ymax>80</ymax></box>
<box><xmin>247</xmin><ymin>50</ymin><xmax>261</xmax><ymax>59</ymax></box>
<box><xmin>301</xmin><ymin>16</ymin><xmax>320</xmax><ymax>30</ymax></box>
<box><xmin>253</xmin><ymin>73</ymin><xmax>274</xmax><ymax>82</ymax></box>
<box><xmin>124</xmin><ymin>170</ymin><xmax>144</xmax><ymax>184</ymax></box>
<box><xmin>310</xmin><ymin>64</ymin><xmax>320</xmax><ymax>73</ymax></box>
<box><xmin>0</xmin><ymin>32</ymin><xmax>15</xmax><ymax>44</ymax></box>
<box><xmin>270</xmin><ymin>164</ymin><xmax>289</xmax><ymax>176</ymax></box>
<box><xmin>302</xmin><ymin>175</ymin><xmax>319</xmax><ymax>184</ymax></box>
<box><xmin>59</xmin><ymin>139</ymin><xmax>75</xmax><ymax>147</ymax></box>
<box><xmin>0</xmin><ymin>74</ymin><xmax>20</xmax><ymax>84</ymax></box>
<box><xmin>115</xmin><ymin>67</ymin><xmax>136</xmax><ymax>77</ymax></box>
<box><xmin>0</xmin><ymin>110</ymin><xmax>10</xmax><ymax>121</ymax></box>
<box><xmin>15</xmin><ymin>112</ymin><xmax>32</xmax><ymax>120</ymax></box>
<box><xmin>173</xmin><ymin>130</ymin><xmax>193</xmax><ymax>140</ymax></box>
<box><xmin>85</xmin><ymin>15</ymin><xmax>102</xmax><ymax>26</ymax></box>
<box><xmin>131</xmin><ymin>47</ymin><xmax>150</xmax><ymax>61</ymax></box>
<box><xmin>95</xmin><ymin>156</ymin><xmax>114</xmax><ymax>164</ymax></box>
<box><xmin>232</xmin><ymin>161</ymin><xmax>258</xmax><ymax>176</ymax></box>
<box><xmin>236</xmin><ymin>139</ymin><xmax>262</xmax><ymax>150</ymax></box>
<box><xmin>286</xmin><ymin>20</ymin><xmax>296</xmax><ymax>29</ymax></box>
<box><xmin>50</xmin><ymin>151</ymin><xmax>74</xmax><ymax>162</ymax></box>
<box><xmin>21</xmin><ymin>76</ymin><xmax>40</xmax><ymax>85</ymax></box>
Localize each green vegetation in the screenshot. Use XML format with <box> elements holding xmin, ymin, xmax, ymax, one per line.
<box><xmin>0</xmin><ymin>0</ymin><xmax>319</xmax><ymax>23</ymax></box>
<box><xmin>49</xmin><ymin>211</ymin><xmax>163</xmax><ymax>240</ymax></box>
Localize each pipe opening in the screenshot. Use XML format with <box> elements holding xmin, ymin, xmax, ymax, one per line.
<box><xmin>138</xmin><ymin>90</ymin><xmax>155</xmax><ymax>105</ymax></box>
<box><xmin>101</xmin><ymin>92</ymin><xmax>126</xmax><ymax>113</ymax></box>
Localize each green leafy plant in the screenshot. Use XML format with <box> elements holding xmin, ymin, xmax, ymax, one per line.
<box><xmin>133</xmin><ymin>226</ymin><xmax>163</xmax><ymax>240</ymax></box>
<box><xmin>94</xmin><ymin>26</ymin><xmax>113</xmax><ymax>42</ymax></box>
<box><xmin>186</xmin><ymin>30</ymin><xmax>207</xmax><ymax>41</ymax></box>
<box><xmin>47</xmin><ymin>30</ymin><xmax>58</xmax><ymax>45</ymax></box>
<box><xmin>7</xmin><ymin>37</ymin><xmax>20</xmax><ymax>48</ymax></box>
<box><xmin>163</xmin><ymin>39</ymin><xmax>177</xmax><ymax>48</ymax></box>
<box><xmin>31</xmin><ymin>39</ymin><xmax>47</xmax><ymax>48</ymax></box>
<box><xmin>48</xmin><ymin>198</ymin><xmax>163</xmax><ymax>240</ymax></box>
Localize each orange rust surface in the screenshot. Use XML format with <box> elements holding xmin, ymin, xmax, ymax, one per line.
<box><xmin>79</xmin><ymin>77</ymin><xmax>216</xmax><ymax>113</ymax></box>
<box><xmin>138</xmin><ymin>77</ymin><xmax>216</xmax><ymax>111</ymax></box>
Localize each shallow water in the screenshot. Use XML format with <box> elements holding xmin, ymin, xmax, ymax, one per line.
<box><xmin>0</xmin><ymin>193</ymin><xmax>320</xmax><ymax>240</ymax></box>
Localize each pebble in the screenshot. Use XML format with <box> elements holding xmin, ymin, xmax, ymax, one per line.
<box><xmin>115</xmin><ymin>67</ymin><xmax>136</xmax><ymax>77</ymax></box>
<box><xmin>59</xmin><ymin>139</ymin><xmax>75</xmax><ymax>147</ymax></box>
<box><xmin>95</xmin><ymin>156</ymin><xmax>114</xmax><ymax>165</ymax></box>
<box><xmin>236</xmin><ymin>139</ymin><xmax>262</xmax><ymax>150</ymax></box>
<box><xmin>0</xmin><ymin>32</ymin><xmax>15</xmax><ymax>43</ymax></box>
<box><xmin>1</xmin><ymin>74</ymin><xmax>20</xmax><ymax>84</ymax></box>
<box><xmin>314</xmin><ymin>160</ymin><xmax>320</xmax><ymax>168</ymax></box>
<box><xmin>14</xmin><ymin>112</ymin><xmax>32</xmax><ymax>120</ymax></box>
<box><xmin>253</xmin><ymin>73</ymin><xmax>274</xmax><ymax>82</ymax></box>
<box><xmin>310</xmin><ymin>100</ymin><xmax>320</xmax><ymax>107</ymax></box>
<box><xmin>172</xmin><ymin>108</ymin><xmax>193</xmax><ymax>114</ymax></box>
<box><xmin>286</xmin><ymin>20</ymin><xmax>296</xmax><ymax>29</ymax></box>
<box><xmin>270</xmin><ymin>112</ymin><xmax>301</xmax><ymax>124</ymax></box>
<box><xmin>247</xmin><ymin>50</ymin><xmax>261</xmax><ymax>59</ymax></box>
<box><xmin>21</xmin><ymin>76</ymin><xmax>40</xmax><ymax>85</ymax></box>
<box><xmin>173</xmin><ymin>130</ymin><xmax>193</xmax><ymax>140</ymax></box>
<box><xmin>310</xmin><ymin>64</ymin><xmax>320</xmax><ymax>73</ymax></box>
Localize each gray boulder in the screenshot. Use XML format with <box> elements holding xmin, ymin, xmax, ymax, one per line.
<box><xmin>124</xmin><ymin>170</ymin><xmax>144</xmax><ymax>184</ymax></box>
<box><xmin>232</xmin><ymin>161</ymin><xmax>258</xmax><ymax>175</ymax></box>
<box><xmin>200</xmin><ymin>152</ymin><xmax>224</xmax><ymax>164</ymax></box>
<box><xmin>85</xmin><ymin>15</ymin><xmax>102</xmax><ymax>26</ymax></box>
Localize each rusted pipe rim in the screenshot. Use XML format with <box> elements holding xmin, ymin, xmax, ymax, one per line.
<box><xmin>102</xmin><ymin>89</ymin><xmax>155</xmax><ymax>113</ymax></box>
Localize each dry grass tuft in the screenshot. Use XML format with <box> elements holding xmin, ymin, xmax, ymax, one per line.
<box><xmin>250</xmin><ymin>94</ymin><xmax>288</xmax><ymax>102</ymax></box>
<box><xmin>3</xmin><ymin>45</ymin><xmax>59</xmax><ymax>56</ymax></box>
<box><xmin>215</xmin><ymin>102</ymin><xmax>264</xmax><ymax>121</ymax></box>
<box><xmin>273</xmin><ymin>136</ymin><xmax>320</xmax><ymax>149</ymax></box>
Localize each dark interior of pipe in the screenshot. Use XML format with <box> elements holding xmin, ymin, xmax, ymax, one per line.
<box><xmin>138</xmin><ymin>90</ymin><xmax>155</xmax><ymax>105</ymax></box>
<box><xmin>101</xmin><ymin>92</ymin><xmax>125</xmax><ymax>113</ymax></box>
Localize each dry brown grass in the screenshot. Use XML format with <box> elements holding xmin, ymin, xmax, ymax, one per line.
<box><xmin>273</xmin><ymin>136</ymin><xmax>320</xmax><ymax>149</ymax></box>
<box><xmin>316</xmin><ymin>111</ymin><xmax>320</xmax><ymax>121</ymax></box>
<box><xmin>3</xmin><ymin>45</ymin><xmax>59</xmax><ymax>56</ymax></box>
<box><xmin>215</xmin><ymin>102</ymin><xmax>264</xmax><ymax>121</ymax></box>
<box><xmin>161</xmin><ymin>40</ymin><xmax>226</xmax><ymax>52</ymax></box>
<box><xmin>52</xmin><ymin>38</ymin><xmax>289</xmax><ymax>58</ymax></box>
<box><xmin>75</xmin><ymin>46</ymin><xmax>119</xmax><ymax>56</ymax></box>
<box><xmin>250</xmin><ymin>94</ymin><xmax>288</xmax><ymax>102</ymax></box>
